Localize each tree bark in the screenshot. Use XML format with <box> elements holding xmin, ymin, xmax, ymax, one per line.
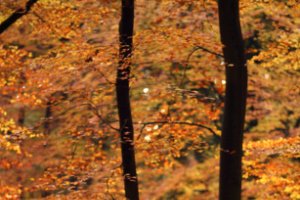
<box><xmin>217</xmin><ymin>0</ymin><xmax>247</xmax><ymax>200</ymax></box>
<box><xmin>0</xmin><ymin>0</ymin><xmax>38</xmax><ymax>34</ymax></box>
<box><xmin>116</xmin><ymin>0</ymin><xmax>139</xmax><ymax>199</ymax></box>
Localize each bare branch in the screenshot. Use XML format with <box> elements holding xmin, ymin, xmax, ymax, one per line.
<box><xmin>0</xmin><ymin>0</ymin><xmax>38</xmax><ymax>34</ymax></box>
<box><xmin>136</xmin><ymin>121</ymin><xmax>220</xmax><ymax>141</ymax></box>
<box><xmin>86</xmin><ymin>102</ymin><xmax>119</xmax><ymax>132</ymax></box>
<box><xmin>180</xmin><ymin>46</ymin><xmax>223</xmax><ymax>87</ymax></box>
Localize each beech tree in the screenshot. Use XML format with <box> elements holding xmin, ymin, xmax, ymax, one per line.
<box><xmin>217</xmin><ymin>0</ymin><xmax>247</xmax><ymax>200</ymax></box>
<box><xmin>116</xmin><ymin>0</ymin><xmax>139</xmax><ymax>199</ymax></box>
<box><xmin>0</xmin><ymin>1</ymin><xmax>299</xmax><ymax>199</ymax></box>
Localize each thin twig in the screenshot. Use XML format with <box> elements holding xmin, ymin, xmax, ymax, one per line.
<box><xmin>87</xmin><ymin>102</ymin><xmax>119</xmax><ymax>132</ymax></box>
<box><xmin>90</xmin><ymin>65</ymin><xmax>115</xmax><ymax>85</ymax></box>
<box><xmin>180</xmin><ymin>46</ymin><xmax>223</xmax><ymax>87</ymax></box>
<box><xmin>136</xmin><ymin>121</ymin><xmax>219</xmax><ymax>140</ymax></box>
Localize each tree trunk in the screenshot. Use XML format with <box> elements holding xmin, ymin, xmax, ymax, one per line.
<box><xmin>217</xmin><ymin>0</ymin><xmax>247</xmax><ymax>200</ymax></box>
<box><xmin>44</xmin><ymin>100</ymin><xmax>52</xmax><ymax>134</ymax></box>
<box><xmin>116</xmin><ymin>0</ymin><xmax>139</xmax><ymax>199</ymax></box>
<box><xmin>18</xmin><ymin>72</ymin><xmax>27</xmax><ymax>126</ymax></box>
<box><xmin>18</xmin><ymin>107</ymin><xmax>25</xmax><ymax>126</ymax></box>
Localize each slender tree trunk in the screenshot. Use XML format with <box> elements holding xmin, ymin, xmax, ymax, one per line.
<box><xmin>44</xmin><ymin>99</ymin><xmax>52</xmax><ymax>134</ymax></box>
<box><xmin>18</xmin><ymin>107</ymin><xmax>26</xmax><ymax>126</ymax></box>
<box><xmin>0</xmin><ymin>0</ymin><xmax>38</xmax><ymax>34</ymax></box>
<box><xmin>217</xmin><ymin>0</ymin><xmax>247</xmax><ymax>200</ymax></box>
<box><xmin>116</xmin><ymin>0</ymin><xmax>139</xmax><ymax>199</ymax></box>
<box><xmin>18</xmin><ymin>72</ymin><xmax>27</xmax><ymax>126</ymax></box>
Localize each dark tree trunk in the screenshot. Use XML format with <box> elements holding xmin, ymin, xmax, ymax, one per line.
<box><xmin>18</xmin><ymin>107</ymin><xmax>26</xmax><ymax>126</ymax></box>
<box><xmin>116</xmin><ymin>0</ymin><xmax>139</xmax><ymax>199</ymax></box>
<box><xmin>217</xmin><ymin>0</ymin><xmax>248</xmax><ymax>200</ymax></box>
<box><xmin>44</xmin><ymin>100</ymin><xmax>52</xmax><ymax>134</ymax></box>
<box><xmin>0</xmin><ymin>0</ymin><xmax>38</xmax><ymax>34</ymax></box>
<box><xmin>18</xmin><ymin>72</ymin><xmax>27</xmax><ymax>126</ymax></box>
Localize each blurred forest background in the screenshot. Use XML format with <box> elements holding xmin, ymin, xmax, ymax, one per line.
<box><xmin>0</xmin><ymin>0</ymin><xmax>299</xmax><ymax>199</ymax></box>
